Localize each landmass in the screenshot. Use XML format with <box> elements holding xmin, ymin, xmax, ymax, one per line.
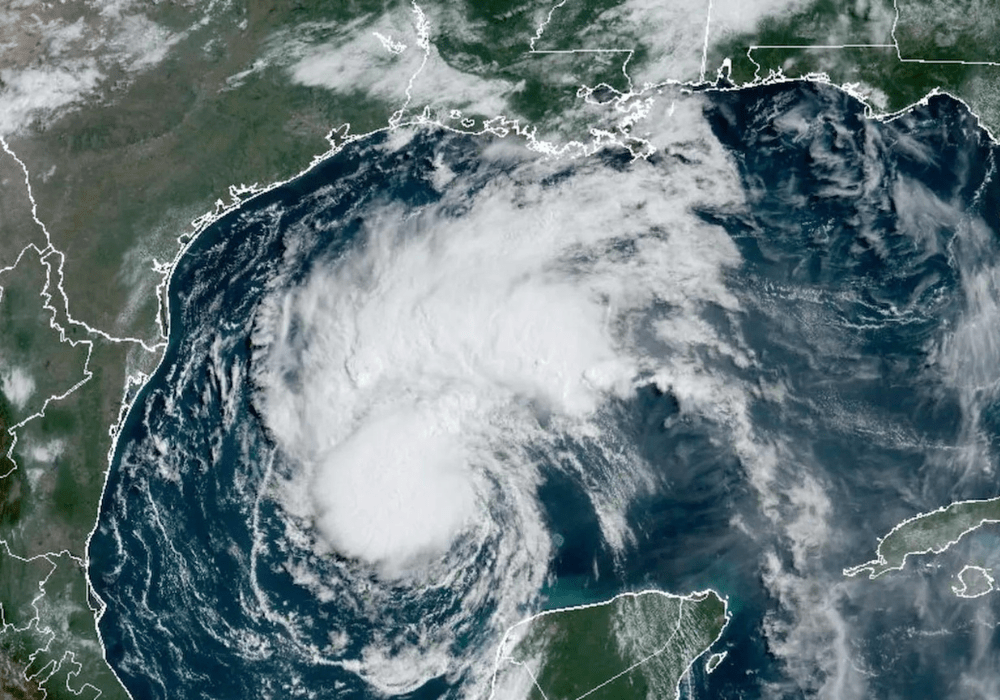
<box><xmin>844</xmin><ymin>497</ymin><xmax>1000</xmax><ymax>579</ymax></box>
<box><xmin>491</xmin><ymin>589</ymin><xmax>728</xmax><ymax>700</ymax></box>
<box><xmin>708</xmin><ymin>0</ymin><xmax>1000</xmax><ymax>138</ymax></box>
<box><xmin>3</xmin><ymin>0</ymin><xmax>1000</xmax><ymax>693</ymax></box>
<box><xmin>705</xmin><ymin>651</ymin><xmax>727</xmax><ymax>674</ymax></box>
<box><xmin>952</xmin><ymin>565</ymin><xmax>995</xmax><ymax>599</ymax></box>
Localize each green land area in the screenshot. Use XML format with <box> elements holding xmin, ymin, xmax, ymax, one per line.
<box><xmin>494</xmin><ymin>590</ymin><xmax>728</xmax><ymax>700</ymax></box>
<box><xmin>0</xmin><ymin>0</ymin><xmax>404</xmax><ymax>694</ymax></box>
<box><xmin>709</xmin><ymin>0</ymin><xmax>1000</xmax><ymax>137</ymax></box>
<box><xmin>3</xmin><ymin>0</ymin><xmax>1000</xmax><ymax>694</ymax></box>
<box><xmin>845</xmin><ymin>498</ymin><xmax>1000</xmax><ymax>579</ymax></box>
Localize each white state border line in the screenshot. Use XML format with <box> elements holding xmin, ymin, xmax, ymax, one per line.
<box><xmin>490</xmin><ymin>589</ymin><xmax>730</xmax><ymax>700</ymax></box>
<box><xmin>751</xmin><ymin>44</ymin><xmax>896</xmax><ymax>49</ymax></box>
<box><xmin>527</xmin><ymin>0</ymin><xmax>716</xmax><ymax>86</ymax></box>
<box><xmin>527</xmin><ymin>49</ymin><xmax>637</xmax><ymax>96</ymax></box>
<box><xmin>749</xmin><ymin>42</ymin><xmax>1000</xmax><ymax>66</ymax></box>
<box><xmin>889</xmin><ymin>0</ymin><xmax>1000</xmax><ymax>67</ymax></box>
<box><xmin>507</xmin><ymin>658</ymin><xmax>552</xmax><ymax>700</ymax></box>
<box><xmin>82</xmin><ymin>27</ymin><xmax>1000</xmax><ymax>700</ymax></box>
<box><xmin>748</xmin><ymin>0</ymin><xmax>1000</xmax><ymax>74</ymax></box>
<box><xmin>390</xmin><ymin>1</ymin><xmax>431</xmax><ymax>128</ymax></box>
<box><xmin>0</xmin><ymin>139</ymin><xmax>164</xmax><ymax>354</ymax></box>
<box><xmin>0</xmin><ymin>136</ymin><xmax>171</xmax><ymax>699</ymax></box>
<box><xmin>529</xmin><ymin>0</ymin><xmax>569</xmax><ymax>53</ymax></box>
<box><xmin>75</xmin><ymin>3</ymin><xmax>666</xmax><ymax>696</ymax></box>
<box><xmin>0</xmin><ymin>0</ymin><xmax>992</xmax><ymax>694</ymax></box>
<box><xmin>700</xmin><ymin>0</ymin><xmax>715</xmax><ymax>84</ymax></box>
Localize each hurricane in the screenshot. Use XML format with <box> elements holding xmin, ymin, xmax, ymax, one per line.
<box><xmin>90</xmin><ymin>80</ymin><xmax>1000</xmax><ymax>700</ymax></box>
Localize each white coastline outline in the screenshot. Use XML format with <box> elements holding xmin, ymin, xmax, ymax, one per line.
<box><xmin>741</xmin><ymin>0</ymin><xmax>1000</xmax><ymax>142</ymax></box>
<box><xmin>0</xmin><ymin>135</ymin><xmax>169</xmax><ymax>697</ymax></box>
<box><xmin>699</xmin><ymin>0</ymin><xmax>714</xmax><ymax>84</ymax></box>
<box><xmin>732</xmin><ymin>2</ymin><xmax>1000</xmax><ymax>603</ymax></box>
<box><xmin>952</xmin><ymin>564</ymin><xmax>996</xmax><ymax>599</ymax></box>
<box><xmin>0</xmin><ymin>0</ymin><xmax>998</xmax><ymax>695</ymax></box>
<box><xmin>489</xmin><ymin>589</ymin><xmax>731</xmax><ymax>700</ymax></box>
<box><xmin>748</xmin><ymin>0</ymin><xmax>1000</xmax><ymax>72</ymax></box>
<box><xmin>65</xmin><ymin>62</ymin><xmax>1000</xmax><ymax>700</ymax></box>
<box><xmin>80</xmin><ymin>41</ymin><xmax>1000</xmax><ymax>700</ymax></box>
<box><xmin>843</xmin><ymin>497</ymin><xmax>1000</xmax><ymax>580</ymax></box>
<box><xmin>704</xmin><ymin>650</ymin><xmax>727</xmax><ymax>674</ymax></box>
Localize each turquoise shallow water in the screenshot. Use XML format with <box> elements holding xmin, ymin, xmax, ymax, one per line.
<box><xmin>90</xmin><ymin>83</ymin><xmax>1000</xmax><ymax>699</ymax></box>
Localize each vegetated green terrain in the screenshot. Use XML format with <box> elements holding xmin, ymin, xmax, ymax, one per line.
<box><xmin>0</xmin><ymin>0</ymin><xmax>632</xmax><ymax>691</ymax></box>
<box><xmin>0</xmin><ymin>247</ymin><xmax>131</xmax><ymax>697</ymax></box>
<box><xmin>496</xmin><ymin>590</ymin><xmax>727</xmax><ymax>700</ymax></box>
<box><xmin>0</xmin><ymin>0</ymin><xmax>405</xmax><ymax>693</ymax></box>
<box><xmin>0</xmin><ymin>0</ymin><xmax>699</xmax><ymax>686</ymax></box>
<box><xmin>4</xmin><ymin>0</ymin><xmax>1000</xmax><ymax>694</ymax></box>
<box><xmin>846</xmin><ymin>498</ymin><xmax>1000</xmax><ymax>579</ymax></box>
<box><xmin>706</xmin><ymin>0</ymin><xmax>1000</xmax><ymax>135</ymax></box>
<box><xmin>708</xmin><ymin>0</ymin><xmax>897</xmax><ymax>86</ymax></box>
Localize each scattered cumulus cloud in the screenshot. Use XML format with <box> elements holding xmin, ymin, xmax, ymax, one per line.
<box><xmin>0</xmin><ymin>0</ymin><xmax>200</xmax><ymax>134</ymax></box>
<box><xmin>29</xmin><ymin>438</ymin><xmax>64</xmax><ymax>463</ymax></box>
<box><xmin>0</xmin><ymin>62</ymin><xmax>105</xmax><ymax>136</ymax></box>
<box><xmin>0</xmin><ymin>365</ymin><xmax>35</xmax><ymax>412</ymax></box>
<box><xmin>248</xmin><ymin>95</ymin><xmax>751</xmax><ymax>693</ymax></box>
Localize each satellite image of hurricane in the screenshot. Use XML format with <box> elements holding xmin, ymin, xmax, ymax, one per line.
<box><xmin>86</xmin><ymin>82</ymin><xmax>1000</xmax><ymax>699</ymax></box>
<box><xmin>5</xmin><ymin>1</ymin><xmax>1000</xmax><ymax>700</ymax></box>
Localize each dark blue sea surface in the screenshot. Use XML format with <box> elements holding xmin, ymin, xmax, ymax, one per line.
<box><xmin>90</xmin><ymin>81</ymin><xmax>1000</xmax><ymax>699</ymax></box>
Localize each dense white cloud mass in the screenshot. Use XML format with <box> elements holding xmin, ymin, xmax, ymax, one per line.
<box><xmin>253</xmin><ymin>129</ymin><xmax>746</xmax><ymax>572</ymax></box>
<box><xmin>0</xmin><ymin>365</ymin><xmax>35</xmax><ymax>411</ymax></box>
<box><xmin>0</xmin><ymin>0</ymin><xmax>205</xmax><ymax>134</ymax></box>
<box><xmin>277</xmin><ymin>7</ymin><xmax>515</xmax><ymax>122</ymax></box>
<box><xmin>245</xmin><ymin>95</ymin><xmax>761</xmax><ymax>691</ymax></box>
<box><xmin>0</xmin><ymin>62</ymin><xmax>105</xmax><ymax>135</ymax></box>
<box><xmin>312</xmin><ymin>405</ymin><xmax>479</xmax><ymax>564</ymax></box>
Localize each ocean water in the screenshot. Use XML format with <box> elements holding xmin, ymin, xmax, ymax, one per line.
<box><xmin>90</xmin><ymin>81</ymin><xmax>1000</xmax><ymax>700</ymax></box>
